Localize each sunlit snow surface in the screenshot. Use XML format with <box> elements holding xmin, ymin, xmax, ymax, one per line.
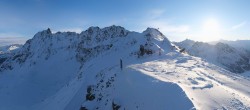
<box><xmin>130</xmin><ymin>52</ymin><xmax>250</xmax><ymax>110</ymax></box>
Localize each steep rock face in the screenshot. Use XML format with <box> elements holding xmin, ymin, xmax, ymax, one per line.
<box><xmin>175</xmin><ymin>40</ymin><xmax>250</xmax><ymax>73</ymax></box>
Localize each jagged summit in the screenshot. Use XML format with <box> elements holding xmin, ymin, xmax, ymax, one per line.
<box><xmin>25</xmin><ymin>25</ymin><xmax>172</xmax><ymax>52</ymax></box>
<box><xmin>0</xmin><ymin>25</ymin><xmax>174</xmax><ymax>72</ymax></box>
<box><xmin>31</xmin><ymin>26</ymin><xmax>170</xmax><ymax>46</ymax></box>
<box><xmin>81</xmin><ymin>25</ymin><xmax>127</xmax><ymax>35</ymax></box>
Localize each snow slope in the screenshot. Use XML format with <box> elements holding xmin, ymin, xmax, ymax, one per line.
<box><xmin>0</xmin><ymin>26</ymin><xmax>250</xmax><ymax>110</ymax></box>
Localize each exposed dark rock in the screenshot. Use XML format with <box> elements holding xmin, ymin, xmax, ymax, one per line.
<box><xmin>86</xmin><ymin>86</ymin><xmax>95</xmax><ymax>101</ymax></box>
<box><xmin>79</xmin><ymin>106</ymin><xmax>88</xmax><ymax>110</ymax></box>
<box><xmin>112</xmin><ymin>101</ymin><xmax>121</xmax><ymax>110</ymax></box>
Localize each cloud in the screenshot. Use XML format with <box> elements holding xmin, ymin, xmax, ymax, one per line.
<box><xmin>0</xmin><ymin>33</ymin><xmax>28</xmax><ymax>46</ymax></box>
<box><xmin>232</xmin><ymin>21</ymin><xmax>246</xmax><ymax>30</ymax></box>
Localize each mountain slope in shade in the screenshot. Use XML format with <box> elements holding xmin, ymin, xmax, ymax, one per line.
<box><xmin>175</xmin><ymin>40</ymin><xmax>250</xmax><ymax>73</ymax></box>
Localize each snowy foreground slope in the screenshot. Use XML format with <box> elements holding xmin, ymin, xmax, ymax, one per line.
<box><xmin>130</xmin><ymin>53</ymin><xmax>250</xmax><ymax>110</ymax></box>
<box><xmin>0</xmin><ymin>26</ymin><xmax>250</xmax><ymax>110</ymax></box>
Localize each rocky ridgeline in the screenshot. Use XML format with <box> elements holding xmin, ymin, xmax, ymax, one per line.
<box><xmin>0</xmin><ymin>26</ymin><xmax>173</xmax><ymax>72</ymax></box>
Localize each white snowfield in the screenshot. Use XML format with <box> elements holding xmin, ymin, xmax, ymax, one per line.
<box><xmin>129</xmin><ymin>52</ymin><xmax>250</xmax><ymax>110</ymax></box>
<box><xmin>0</xmin><ymin>26</ymin><xmax>250</xmax><ymax>110</ymax></box>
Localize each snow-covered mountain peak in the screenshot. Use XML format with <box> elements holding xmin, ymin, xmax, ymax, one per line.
<box><xmin>102</xmin><ymin>25</ymin><xmax>126</xmax><ymax>32</ymax></box>
<box><xmin>139</xmin><ymin>27</ymin><xmax>173</xmax><ymax>53</ymax></box>
<box><xmin>82</xmin><ymin>25</ymin><xmax>128</xmax><ymax>36</ymax></box>
<box><xmin>174</xmin><ymin>39</ymin><xmax>195</xmax><ymax>50</ymax></box>
<box><xmin>35</xmin><ymin>28</ymin><xmax>52</xmax><ymax>36</ymax></box>
<box><xmin>143</xmin><ymin>27</ymin><xmax>166</xmax><ymax>41</ymax></box>
<box><xmin>82</xmin><ymin>26</ymin><xmax>100</xmax><ymax>34</ymax></box>
<box><xmin>182</xmin><ymin>39</ymin><xmax>195</xmax><ymax>44</ymax></box>
<box><xmin>32</xmin><ymin>28</ymin><xmax>53</xmax><ymax>43</ymax></box>
<box><xmin>0</xmin><ymin>25</ymin><xmax>176</xmax><ymax>72</ymax></box>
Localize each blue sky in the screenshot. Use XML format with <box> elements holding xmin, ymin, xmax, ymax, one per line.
<box><xmin>0</xmin><ymin>0</ymin><xmax>250</xmax><ymax>45</ymax></box>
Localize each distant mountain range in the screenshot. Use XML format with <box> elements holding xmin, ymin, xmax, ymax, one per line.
<box><xmin>0</xmin><ymin>44</ymin><xmax>22</xmax><ymax>64</ymax></box>
<box><xmin>174</xmin><ymin>39</ymin><xmax>250</xmax><ymax>73</ymax></box>
<box><xmin>211</xmin><ymin>40</ymin><xmax>250</xmax><ymax>51</ymax></box>
<box><xmin>0</xmin><ymin>44</ymin><xmax>22</xmax><ymax>54</ymax></box>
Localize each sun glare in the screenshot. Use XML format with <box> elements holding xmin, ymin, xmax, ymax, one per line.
<box><xmin>203</xmin><ymin>18</ymin><xmax>220</xmax><ymax>32</ymax></box>
<box><xmin>200</xmin><ymin>18</ymin><xmax>222</xmax><ymax>41</ymax></box>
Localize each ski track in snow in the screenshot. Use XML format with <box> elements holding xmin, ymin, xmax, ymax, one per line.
<box><xmin>129</xmin><ymin>52</ymin><xmax>250</xmax><ymax>110</ymax></box>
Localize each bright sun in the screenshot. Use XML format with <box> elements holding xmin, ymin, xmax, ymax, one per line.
<box><xmin>200</xmin><ymin>18</ymin><xmax>222</xmax><ymax>41</ymax></box>
<box><xmin>203</xmin><ymin>18</ymin><xmax>220</xmax><ymax>32</ymax></box>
